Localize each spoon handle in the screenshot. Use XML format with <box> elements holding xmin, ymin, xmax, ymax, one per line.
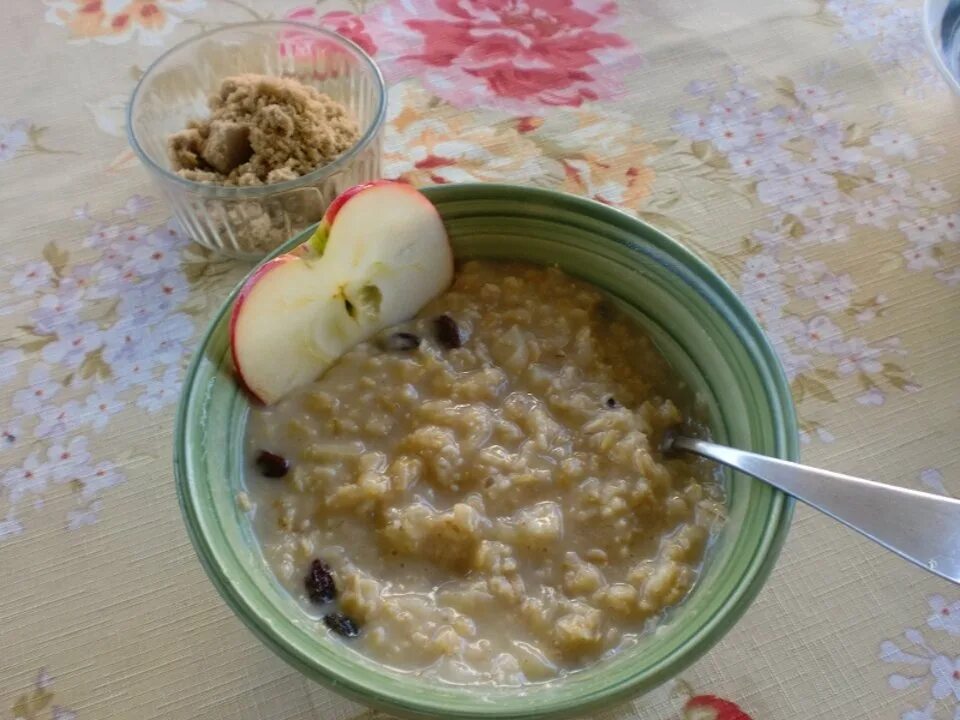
<box><xmin>674</xmin><ymin>436</ymin><xmax>960</xmax><ymax>586</ymax></box>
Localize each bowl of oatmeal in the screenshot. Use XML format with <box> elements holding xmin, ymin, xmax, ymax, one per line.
<box><xmin>175</xmin><ymin>184</ymin><xmax>797</xmax><ymax>718</ymax></box>
<box><xmin>127</xmin><ymin>22</ymin><xmax>386</xmax><ymax>259</ymax></box>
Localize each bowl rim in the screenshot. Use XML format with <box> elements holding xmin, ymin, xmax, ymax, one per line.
<box><xmin>126</xmin><ymin>20</ymin><xmax>388</xmax><ymax>199</ymax></box>
<box><xmin>174</xmin><ymin>183</ymin><xmax>797</xmax><ymax>718</ymax></box>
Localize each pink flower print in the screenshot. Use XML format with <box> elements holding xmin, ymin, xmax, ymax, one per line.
<box><xmin>283</xmin><ymin>6</ymin><xmax>378</xmax><ymax>57</ymax></box>
<box><xmin>370</xmin><ymin>0</ymin><xmax>639</xmax><ymax>111</ymax></box>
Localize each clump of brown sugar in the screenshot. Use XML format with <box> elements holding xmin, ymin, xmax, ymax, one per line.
<box><xmin>168</xmin><ymin>74</ymin><xmax>359</xmax><ymax>186</ymax></box>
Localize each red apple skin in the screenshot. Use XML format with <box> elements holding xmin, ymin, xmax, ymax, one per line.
<box><xmin>229</xmin><ymin>255</ymin><xmax>297</xmax><ymax>404</ymax></box>
<box><xmin>322</xmin><ymin>180</ymin><xmax>433</xmax><ymax>225</ymax></box>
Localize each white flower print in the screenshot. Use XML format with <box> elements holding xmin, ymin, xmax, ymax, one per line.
<box><xmin>12</xmin><ymin>364</ymin><xmax>61</xmax><ymax>415</ymax></box>
<box><xmin>0</xmin><ymin>513</ymin><xmax>24</xmax><ymax>541</ymax></box>
<box><xmin>0</xmin><ymin>348</ymin><xmax>23</xmax><ymax>386</ymax></box>
<box><xmin>936</xmin><ymin>268</ymin><xmax>960</xmax><ymax>287</ymax></box>
<box><xmin>854</xmin><ymin>200</ymin><xmax>894</xmax><ymax>229</ymax></box>
<box><xmin>929</xmin><ymin>596</ymin><xmax>960</xmax><ymax>637</ymax></box>
<box><xmin>117</xmin><ymin>194</ymin><xmax>155</xmax><ymax>216</ymax></box>
<box><xmin>2</xmin><ymin>452</ymin><xmax>49</xmax><ymax>506</ymax></box>
<box><xmin>903</xmin><ymin>246</ymin><xmax>940</xmax><ymax>271</ymax></box>
<box><xmin>870</xmin><ymin>129</ymin><xmax>919</xmax><ymax>159</ymax></box>
<box><xmin>794</xmin><ymin>315</ymin><xmax>842</xmax><ymax>352</ymax></box>
<box><xmin>671</xmin><ymin>110</ymin><xmax>713</xmax><ymax>141</ymax></box>
<box><xmin>856</xmin><ymin>388</ymin><xmax>885</xmax><ymax>405</ymax></box>
<box><xmin>79</xmin><ymin>460</ymin><xmax>122</xmax><ymax>500</ymax></box>
<box><xmin>33</xmin><ymin>290</ymin><xmax>86</xmax><ymax>335</ymax></box>
<box><xmin>46</xmin><ymin>436</ymin><xmax>92</xmax><ymax>483</ymax></box>
<box><xmin>930</xmin><ymin>656</ymin><xmax>960</xmax><ymax>701</ymax></box>
<box><xmin>811</xmin><ymin>141</ymin><xmax>863</xmax><ymax>172</ymax></box>
<box><xmin>0</xmin><ymin>119</ymin><xmax>29</xmax><ymax>161</ymax></box>
<box><xmin>917</xmin><ymin>180</ymin><xmax>951</xmax><ymax>204</ymax></box>
<box><xmin>66</xmin><ymin>386</ymin><xmax>124</xmax><ymax>432</ymax></box>
<box><xmin>875</xmin><ymin>165</ymin><xmax>913</xmax><ymax>189</ymax></box>
<box><xmin>41</xmin><ymin>321</ymin><xmax>104</xmax><ymax>369</ymax></box>
<box><xmin>796</xmin><ymin>270</ymin><xmax>855</xmax><ymax>312</ymax></box>
<box><xmin>136</xmin><ymin>366</ymin><xmax>183</xmax><ymax>413</ymax></box>
<box><xmin>900</xmin><ymin>218</ymin><xmax>943</xmax><ymax>247</ymax></box>
<box><xmin>10</xmin><ymin>261</ymin><xmax>54</xmax><ymax>294</ymax></box>
<box><xmin>834</xmin><ymin>337</ymin><xmax>883</xmax><ymax>376</ymax></box>
<box><xmin>706</xmin><ymin>116</ymin><xmax>751</xmax><ymax>153</ymax></box>
<box><xmin>934</xmin><ymin>213</ymin><xmax>959</xmax><ymax>240</ymax></box>
<box><xmin>34</xmin><ymin>401</ymin><xmax>83</xmax><ymax>440</ymax></box>
<box><xmin>684</xmin><ymin>79</ymin><xmax>716</xmax><ymax>96</ymax></box>
<box><xmin>67</xmin><ymin>500</ymin><xmax>104</xmax><ymax>530</ymax></box>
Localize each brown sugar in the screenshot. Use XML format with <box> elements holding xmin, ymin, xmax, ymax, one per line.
<box><xmin>168</xmin><ymin>74</ymin><xmax>360</xmax><ymax>186</ymax></box>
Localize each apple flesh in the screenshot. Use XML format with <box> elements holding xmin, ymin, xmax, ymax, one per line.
<box><xmin>230</xmin><ymin>181</ymin><xmax>453</xmax><ymax>404</ymax></box>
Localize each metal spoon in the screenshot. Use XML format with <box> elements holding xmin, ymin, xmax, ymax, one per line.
<box><xmin>664</xmin><ymin>432</ymin><xmax>960</xmax><ymax>586</ymax></box>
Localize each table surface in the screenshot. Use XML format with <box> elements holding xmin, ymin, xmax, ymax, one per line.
<box><xmin>2</xmin><ymin>0</ymin><xmax>959</xmax><ymax>718</ymax></box>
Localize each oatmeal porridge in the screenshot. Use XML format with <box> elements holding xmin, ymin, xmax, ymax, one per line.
<box><xmin>243</xmin><ymin>261</ymin><xmax>724</xmax><ymax>685</ymax></box>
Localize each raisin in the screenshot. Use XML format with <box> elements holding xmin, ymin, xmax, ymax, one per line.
<box><xmin>324</xmin><ymin>611</ymin><xmax>360</xmax><ymax>637</ymax></box>
<box><xmin>256</xmin><ymin>450</ymin><xmax>289</xmax><ymax>478</ymax></box>
<box><xmin>304</xmin><ymin>559</ymin><xmax>337</xmax><ymax>603</ymax></box>
<box><xmin>381</xmin><ymin>332</ymin><xmax>421</xmax><ymax>352</ymax></box>
<box><xmin>433</xmin><ymin>314</ymin><xmax>462</xmax><ymax>349</ymax></box>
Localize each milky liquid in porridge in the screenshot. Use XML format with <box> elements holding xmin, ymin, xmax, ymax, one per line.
<box><xmin>244</xmin><ymin>261</ymin><xmax>724</xmax><ymax>685</ymax></box>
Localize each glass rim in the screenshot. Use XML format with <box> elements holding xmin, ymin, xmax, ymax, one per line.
<box><xmin>174</xmin><ymin>184</ymin><xmax>798</xmax><ymax>718</ymax></box>
<box><xmin>125</xmin><ymin>20</ymin><xmax>388</xmax><ymax>200</ymax></box>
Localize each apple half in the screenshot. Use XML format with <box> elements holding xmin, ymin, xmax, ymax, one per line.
<box><xmin>230</xmin><ymin>181</ymin><xmax>453</xmax><ymax>404</ymax></box>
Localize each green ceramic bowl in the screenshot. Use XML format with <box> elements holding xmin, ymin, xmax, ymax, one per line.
<box><xmin>175</xmin><ymin>184</ymin><xmax>797</xmax><ymax>719</ymax></box>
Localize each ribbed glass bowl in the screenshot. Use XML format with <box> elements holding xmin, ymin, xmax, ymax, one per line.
<box><xmin>174</xmin><ymin>184</ymin><xmax>797</xmax><ymax>719</ymax></box>
<box><xmin>127</xmin><ymin>21</ymin><xmax>386</xmax><ymax>259</ymax></box>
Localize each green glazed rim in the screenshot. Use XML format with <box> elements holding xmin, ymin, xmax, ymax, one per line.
<box><xmin>174</xmin><ymin>183</ymin><xmax>797</xmax><ymax>719</ymax></box>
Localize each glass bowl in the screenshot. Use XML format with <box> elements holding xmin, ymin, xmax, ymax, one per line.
<box><xmin>174</xmin><ymin>184</ymin><xmax>797</xmax><ymax>719</ymax></box>
<box><xmin>127</xmin><ymin>21</ymin><xmax>386</xmax><ymax>260</ymax></box>
<box><xmin>924</xmin><ymin>0</ymin><xmax>960</xmax><ymax>96</ymax></box>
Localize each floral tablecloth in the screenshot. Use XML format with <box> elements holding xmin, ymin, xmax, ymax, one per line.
<box><xmin>2</xmin><ymin>0</ymin><xmax>958</xmax><ymax>718</ymax></box>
